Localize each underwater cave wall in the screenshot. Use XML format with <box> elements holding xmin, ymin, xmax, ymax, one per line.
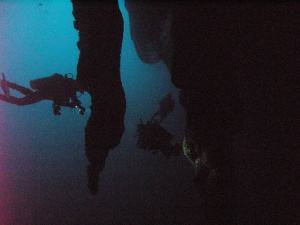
<box><xmin>123</xmin><ymin>1</ymin><xmax>299</xmax><ymax>224</ymax></box>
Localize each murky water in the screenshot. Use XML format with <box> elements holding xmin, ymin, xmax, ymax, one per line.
<box><xmin>0</xmin><ymin>1</ymin><xmax>201</xmax><ymax>224</ymax></box>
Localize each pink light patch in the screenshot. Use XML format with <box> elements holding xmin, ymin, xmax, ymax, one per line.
<box><xmin>0</xmin><ymin>113</ymin><xmax>11</xmax><ymax>225</ymax></box>
<box><xmin>0</xmin><ymin>112</ymin><xmax>15</xmax><ymax>224</ymax></box>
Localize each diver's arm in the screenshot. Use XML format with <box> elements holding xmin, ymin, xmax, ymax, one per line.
<box><xmin>70</xmin><ymin>94</ymin><xmax>85</xmax><ymax>115</ymax></box>
<box><xmin>55</xmin><ymin>99</ymin><xmax>85</xmax><ymax>115</ymax></box>
<box><xmin>55</xmin><ymin>95</ymin><xmax>81</xmax><ymax>109</ymax></box>
<box><xmin>70</xmin><ymin>94</ymin><xmax>82</xmax><ymax>107</ymax></box>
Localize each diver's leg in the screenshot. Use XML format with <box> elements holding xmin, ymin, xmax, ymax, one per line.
<box><xmin>7</xmin><ymin>81</ymin><xmax>33</xmax><ymax>95</ymax></box>
<box><xmin>0</xmin><ymin>91</ymin><xmax>44</xmax><ymax>106</ymax></box>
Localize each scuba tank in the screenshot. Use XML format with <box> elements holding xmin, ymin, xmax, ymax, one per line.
<box><xmin>30</xmin><ymin>73</ymin><xmax>65</xmax><ymax>90</ymax></box>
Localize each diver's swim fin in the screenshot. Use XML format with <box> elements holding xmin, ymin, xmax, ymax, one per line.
<box><xmin>1</xmin><ymin>73</ymin><xmax>10</xmax><ymax>99</ymax></box>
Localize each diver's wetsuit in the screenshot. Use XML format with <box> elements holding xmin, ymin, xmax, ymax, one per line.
<box><xmin>0</xmin><ymin>79</ymin><xmax>81</xmax><ymax>107</ymax></box>
<box><xmin>150</xmin><ymin>94</ymin><xmax>175</xmax><ymax>124</ymax></box>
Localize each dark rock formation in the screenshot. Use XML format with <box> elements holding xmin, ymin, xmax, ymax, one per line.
<box><xmin>125</xmin><ymin>0</ymin><xmax>172</xmax><ymax>66</ymax></box>
<box><xmin>124</xmin><ymin>1</ymin><xmax>298</xmax><ymax>225</ymax></box>
<box><xmin>71</xmin><ymin>0</ymin><xmax>126</xmax><ymax>195</ymax></box>
<box><xmin>171</xmin><ymin>5</ymin><xmax>244</xmax><ymax>224</ymax></box>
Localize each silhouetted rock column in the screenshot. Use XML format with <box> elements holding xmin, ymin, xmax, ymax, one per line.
<box><xmin>71</xmin><ymin>0</ymin><xmax>126</xmax><ymax>195</ymax></box>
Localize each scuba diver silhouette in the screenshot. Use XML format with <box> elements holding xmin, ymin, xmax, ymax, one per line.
<box><xmin>0</xmin><ymin>73</ymin><xmax>85</xmax><ymax>115</ymax></box>
<box><xmin>135</xmin><ymin>119</ymin><xmax>182</xmax><ymax>158</ymax></box>
<box><xmin>135</xmin><ymin>94</ymin><xmax>181</xmax><ymax>158</ymax></box>
<box><xmin>150</xmin><ymin>93</ymin><xmax>175</xmax><ymax>124</ymax></box>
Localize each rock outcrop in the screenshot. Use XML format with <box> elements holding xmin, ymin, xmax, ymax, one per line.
<box><xmin>71</xmin><ymin>0</ymin><xmax>126</xmax><ymax>195</ymax></box>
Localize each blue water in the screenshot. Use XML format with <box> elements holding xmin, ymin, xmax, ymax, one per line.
<box><xmin>0</xmin><ymin>1</ymin><xmax>200</xmax><ymax>224</ymax></box>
